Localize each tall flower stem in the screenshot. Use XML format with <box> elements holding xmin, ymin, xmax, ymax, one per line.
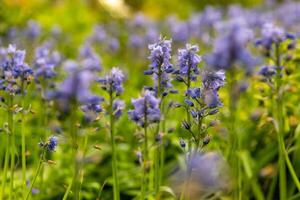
<box><xmin>21</xmin><ymin>81</ymin><xmax>27</xmax><ymax>199</ymax></box>
<box><xmin>0</xmin><ymin>97</ymin><xmax>11</xmax><ymax>199</ymax></box>
<box><xmin>227</xmin><ymin>69</ymin><xmax>242</xmax><ymax>200</ymax></box>
<box><xmin>274</xmin><ymin>44</ymin><xmax>300</xmax><ymax>199</ymax></box>
<box><xmin>8</xmin><ymin>95</ymin><xmax>15</xmax><ymax>200</ymax></box>
<box><xmin>154</xmin><ymin>63</ymin><xmax>162</xmax><ymax>194</ymax></box>
<box><xmin>109</xmin><ymin>91</ymin><xmax>120</xmax><ymax>200</ymax></box>
<box><xmin>274</xmin><ymin>43</ymin><xmax>286</xmax><ymax>200</ymax></box>
<box><xmin>25</xmin><ymin>150</ymin><xmax>45</xmax><ymax>200</ymax></box>
<box><xmin>141</xmin><ymin>101</ymin><xmax>148</xmax><ymax>200</ymax></box>
<box><xmin>62</xmin><ymin>102</ymin><xmax>79</xmax><ymax>200</ymax></box>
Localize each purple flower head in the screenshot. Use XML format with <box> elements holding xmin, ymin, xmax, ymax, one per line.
<box><xmin>25</xmin><ymin>20</ymin><xmax>41</xmax><ymax>40</ymax></box>
<box><xmin>91</xmin><ymin>25</ymin><xmax>107</xmax><ymax>43</ymax></box>
<box><xmin>113</xmin><ymin>99</ymin><xmax>125</xmax><ymax>119</ymax></box>
<box><xmin>148</xmin><ymin>37</ymin><xmax>173</xmax><ymax>72</ymax></box>
<box><xmin>146</xmin><ymin>37</ymin><xmax>174</xmax><ymax>94</ymax></box>
<box><xmin>98</xmin><ymin>67</ymin><xmax>125</xmax><ymax>96</ymax></box>
<box><xmin>206</xmin><ymin>20</ymin><xmax>257</xmax><ymax>72</ymax></box>
<box><xmin>0</xmin><ymin>44</ymin><xmax>33</xmax><ymax>95</ymax></box>
<box><xmin>202</xmin><ymin>70</ymin><xmax>225</xmax><ymax>90</ymax></box>
<box><xmin>203</xmin><ymin>89</ymin><xmax>222</xmax><ymax>109</ymax></box>
<box><xmin>79</xmin><ymin>45</ymin><xmax>102</xmax><ymax>71</ymax></box>
<box><xmin>34</xmin><ymin>44</ymin><xmax>61</xmax><ymax>79</ymax></box>
<box><xmin>186</xmin><ymin>88</ymin><xmax>201</xmax><ymax>99</ymax></box>
<box><xmin>39</xmin><ymin>136</ymin><xmax>58</xmax><ymax>152</ymax></box>
<box><xmin>177</xmin><ymin>44</ymin><xmax>202</xmax><ymax>81</ymax></box>
<box><xmin>128</xmin><ymin>90</ymin><xmax>161</xmax><ymax>127</ymax></box>
<box><xmin>47</xmin><ymin>60</ymin><xmax>101</xmax><ymax>111</ymax></box>
<box><xmin>259</xmin><ymin>66</ymin><xmax>276</xmax><ymax>78</ymax></box>
<box><xmin>256</xmin><ymin>23</ymin><xmax>295</xmax><ymax>50</ymax></box>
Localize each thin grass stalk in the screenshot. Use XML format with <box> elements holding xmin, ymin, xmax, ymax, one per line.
<box><xmin>8</xmin><ymin>95</ymin><xmax>15</xmax><ymax>200</ymax></box>
<box><xmin>109</xmin><ymin>90</ymin><xmax>120</xmax><ymax>200</ymax></box>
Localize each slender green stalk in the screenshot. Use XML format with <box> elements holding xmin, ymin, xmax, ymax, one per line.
<box><xmin>21</xmin><ymin>81</ymin><xmax>27</xmax><ymax>199</ymax></box>
<box><xmin>25</xmin><ymin>150</ymin><xmax>45</xmax><ymax>200</ymax></box>
<box><xmin>227</xmin><ymin>69</ymin><xmax>242</xmax><ymax>200</ymax></box>
<box><xmin>109</xmin><ymin>91</ymin><xmax>120</xmax><ymax>200</ymax></box>
<box><xmin>8</xmin><ymin>95</ymin><xmax>15</xmax><ymax>200</ymax></box>
<box><xmin>0</xmin><ymin>108</ymin><xmax>11</xmax><ymax>199</ymax></box>
<box><xmin>274</xmin><ymin>43</ymin><xmax>286</xmax><ymax>200</ymax></box>
<box><xmin>274</xmin><ymin>44</ymin><xmax>300</xmax><ymax>198</ymax></box>
<box><xmin>63</xmin><ymin>102</ymin><xmax>79</xmax><ymax>200</ymax></box>
<box><xmin>154</xmin><ymin>63</ymin><xmax>162</xmax><ymax>194</ymax></box>
<box><xmin>141</xmin><ymin>102</ymin><xmax>148</xmax><ymax>200</ymax></box>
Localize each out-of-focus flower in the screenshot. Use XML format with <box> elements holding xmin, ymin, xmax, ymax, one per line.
<box><xmin>98</xmin><ymin>67</ymin><xmax>125</xmax><ymax>96</ymax></box>
<box><xmin>39</xmin><ymin>136</ymin><xmax>58</xmax><ymax>152</ymax></box>
<box><xmin>172</xmin><ymin>152</ymin><xmax>231</xmax><ymax>200</ymax></box>
<box><xmin>0</xmin><ymin>44</ymin><xmax>33</xmax><ymax>95</ymax></box>
<box><xmin>128</xmin><ymin>90</ymin><xmax>161</xmax><ymax>127</ymax></box>
<box><xmin>206</xmin><ymin>20</ymin><xmax>257</xmax><ymax>72</ymax></box>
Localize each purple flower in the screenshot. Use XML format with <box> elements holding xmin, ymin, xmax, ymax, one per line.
<box><xmin>186</xmin><ymin>88</ymin><xmax>201</xmax><ymax>99</ymax></box>
<box><xmin>79</xmin><ymin>45</ymin><xmax>102</xmax><ymax>71</ymax></box>
<box><xmin>259</xmin><ymin>66</ymin><xmax>276</xmax><ymax>78</ymax></box>
<box><xmin>39</xmin><ymin>136</ymin><xmax>58</xmax><ymax>152</ymax></box>
<box><xmin>0</xmin><ymin>44</ymin><xmax>33</xmax><ymax>95</ymax></box>
<box><xmin>113</xmin><ymin>99</ymin><xmax>125</xmax><ymax>119</ymax></box>
<box><xmin>146</xmin><ymin>37</ymin><xmax>174</xmax><ymax>94</ymax></box>
<box><xmin>177</xmin><ymin>44</ymin><xmax>202</xmax><ymax>81</ymax></box>
<box><xmin>202</xmin><ymin>70</ymin><xmax>225</xmax><ymax>90</ymax></box>
<box><xmin>98</xmin><ymin>67</ymin><xmax>125</xmax><ymax>96</ymax></box>
<box><xmin>128</xmin><ymin>91</ymin><xmax>161</xmax><ymax>127</ymax></box>
<box><xmin>34</xmin><ymin>44</ymin><xmax>61</xmax><ymax>79</ymax></box>
<box><xmin>47</xmin><ymin>61</ymin><xmax>101</xmax><ymax>111</ymax></box>
<box><xmin>206</xmin><ymin>21</ymin><xmax>257</xmax><ymax>72</ymax></box>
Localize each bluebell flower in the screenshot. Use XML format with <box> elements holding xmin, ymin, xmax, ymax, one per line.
<box><xmin>128</xmin><ymin>91</ymin><xmax>161</xmax><ymax>127</ymax></box>
<box><xmin>146</xmin><ymin>37</ymin><xmax>174</xmax><ymax>94</ymax></box>
<box><xmin>25</xmin><ymin>20</ymin><xmax>41</xmax><ymax>40</ymax></box>
<box><xmin>202</xmin><ymin>70</ymin><xmax>225</xmax><ymax>90</ymax></box>
<box><xmin>47</xmin><ymin>61</ymin><xmax>101</xmax><ymax>111</ymax></box>
<box><xmin>79</xmin><ymin>45</ymin><xmax>102</xmax><ymax>71</ymax></box>
<box><xmin>113</xmin><ymin>99</ymin><xmax>125</xmax><ymax>119</ymax></box>
<box><xmin>98</xmin><ymin>67</ymin><xmax>125</xmax><ymax>96</ymax></box>
<box><xmin>39</xmin><ymin>136</ymin><xmax>58</xmax><ymax>152</ymax></box>
<box><xmin>34</xmin><ymin>44</ymin><xmax>61</xmax><ymax>79</ymax></box>
<box><xmin>203</xmin><ymin>89</ymin><xmax>222</xmax><ymax>109</ymax></box>
<box><xmin>259</xmin><ymin>66</ymin><xmax>276</xmax><ymax>78</ymax></box>
<box><xmin>176</xmin><ymin>44</ymin><xmax>202</xmax><ymax>82</ymax></box>
<box><xmin>206</xmin><ymin>21</ymin><xmax>257</xmax><ymax>72</ymax></box>
<box><xmin>256</xmin><ymin>23</ymin><xmax>294</xmax><ymax>50</ymax></box>
<box><xmin>186</xmin><ymin>88</ymin><xmax>201</xmax><ymax>99</ymax></box>
<box><xmin>0</xmin><ymin>44</ymin><xmax>33</xmax><ymax>95</ymax></box>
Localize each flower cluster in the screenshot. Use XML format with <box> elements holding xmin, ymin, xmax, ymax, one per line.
<box><xmin>98</xmin><ymin>67</ymin><xmax>125</xmax><ymax>96</ymax></box>
<box><xmin>0</xmin><ymin>44</ymin><xmax>33</xmax><ymax>95</ymax></box>
<box><xmin>206</xmin><ymin>21</ymin><xmax>257</xmax><ymax>72</ymax></box>
<box><xmin>145</xmin><ymin>37</ymin><xmax>174</xmax><ymax>94</ymax></box>
<box><xmin>39</xmin><ymin>136</ymin><xmax>58</xmax><ymax>152</ymax></box>
<box><xmin>128</xmin><ymin>90</ymin><xmax>161</xmax><ymax>127</ymax></box>
<box><xmin>33</xmin><ymin>43</ymin><xmax>61</xmax><ymax>79</ymax></box>
<box><xmin>175</xmin><ymin>44</ymin><xmax>202</xmax><ymax>82</ymax></box>
<box><xmin>47</xmin><ymin>61</ymin><xmax>101</xmax><ymax>112</ymax></box>
<box><xmin>256</xmin><ymin>23</ymin><xmax>295</xmax><ymax>51</ymax></box>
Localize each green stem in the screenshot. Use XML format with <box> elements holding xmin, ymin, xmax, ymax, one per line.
<box><xmin>21</xmin><ymin>82</ymin><xmax>27</xmax><ymax>199</ymax></box>
<box><xmin>110</xmin><ymin>92</ymin><xmax>120</xmax><ymax>200</ymax></box>
<box><xmin>8</xmin><ymin>95</ymin><xmax>15</xmax><ymax>200</ymax></box>
<box><xmin>274</xmin><ymin>43</ymin><xmax>286</xmax><ymax>200</ymax></box>
<box><xmin>25</xmin><ymin>150</ymin><xmax>45</xmax><ymax>200</ymax></box>
<box><xmin>63</xmin><ymin>102</ymin><xmax>79</xmax><ymax>200</ymax></box>
<box><xmin>0</xmin><ymin>116</ymin><xmax>10</xmax><ymax>199</ymax></box>
<box><xmin>141</xmin><ymin>103</ymin><xmax>148</xmax><ymax>200</ymax></box>
<box><xmin>227</xmin><ymin>69</ymin><xmax>242</xmax><ymax>200</ymax></box>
